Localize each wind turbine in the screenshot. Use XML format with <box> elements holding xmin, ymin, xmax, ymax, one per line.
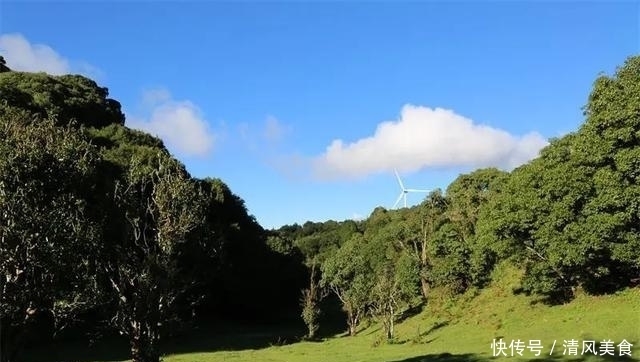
<box><xmin>392</xmin><ymin>169</ymin><xmax>430</xmax><ymax>209</ymax></box>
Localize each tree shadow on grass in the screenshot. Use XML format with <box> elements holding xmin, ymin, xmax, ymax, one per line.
<box><xmin>24</xmin><ymin>333</ymin><xmax>130</xmax><ymax>362</ymax></box>
<box><xmin>24</xmin><ymin>323</ymin><xmax>306</xmax><ymax>362</ymax></box>
<box><xmin>420</xmin><ymin>321</ymin><xmax>449</xmax><ymax>336</ymax></box>
<box><xmin>24</xmin><ymin>327</ymin><xmax>639</xmax><ymax>362</ymax></box>
<box><xmin>314</xmin><ymin>293</ymin><xmax>354</xmax><ymax>339</ymax></box>
<box><xmin>396</xmin><ymin>304</ymin><xmax>425</xmax><ymax>324</ymax></box>
<box><xmin>397</xmin><ymin>320</ymin><xmax>449</xmax><ymax>344</ymax></box>
<box><xmin>388</xmin><ymin>352</ymin><xmax>493</xmax><ymax>362</ymax></box>
<box><xmin>162</xmin><ymin>323</ymin><xmax>304</xmax><ymax>355</ymax></box>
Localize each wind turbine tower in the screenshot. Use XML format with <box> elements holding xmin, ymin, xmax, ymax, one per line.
<box><xmin>392</xmin><ymin>169</ymin><xmax>430</xmax><ymax>209</ymax></box>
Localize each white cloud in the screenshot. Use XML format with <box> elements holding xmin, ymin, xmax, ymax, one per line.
<box><xmin>313</xmin><ymin>104</ymin><xmax>548</xmax><ymax>180</ymax></box>
<box><xmin>236</xmin><ymin>116</ymin><xmax>292</xmax><ymax>154</ymax></box>
<box><xmin>140</xmin><ymin>88</ymin><xmax>172</xmax><ymax>107</ymax></box>
<box><xmin>238</xmin><ymin>122</ymin><xmax>250</xmax><ymax>141</ymax></box>
<box><xmin>0</xmin><ymin>33</ymin><xmax>101</xmax><ymax>78</ymax></box>
<box><xmin>0</xmin><ymin>33</ymin><xmax>212</xmax><ymax>157</ymax></box>
<box><xmin>127</xmin><ymin>88</ymin><xmax>215</xmax><ymax>157</ymax></box>
<box><xmin>238</xmin><ymin>116</ymin><xmax>291</xmax><ymax>145</ymax></box>
<box><xmin>263</xmin><ymin>116</ymin><xmax>290</xmax><ymax>143</ymax></box>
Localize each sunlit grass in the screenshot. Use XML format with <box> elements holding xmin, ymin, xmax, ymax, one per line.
<box><xmin>29</xmin><ymin>263</ymin><xmax>640</xmax><ymax>362</ymax></box>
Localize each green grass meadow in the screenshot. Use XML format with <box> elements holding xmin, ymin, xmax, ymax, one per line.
<box><xmin>28</xmin><ymin>264</ymin><xmax>640</xmax><ymax>362</ymax></box>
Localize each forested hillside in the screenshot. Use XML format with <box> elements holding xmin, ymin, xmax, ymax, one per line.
<box><xmin>0</xmin><ymin>62</ymin><xmax>308</xmax><ymax>362</ymax></box>
<box><xmin>1</xmin><ymin>55</ymin><xmax>639</xmax><ymax>362</ymax></box>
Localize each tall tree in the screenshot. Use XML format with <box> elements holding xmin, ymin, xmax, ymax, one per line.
<box><xmin>400</xmin><ymin>190</ymin><xmax>448</xmax><ymax>301</ymax></box>
<box><xmin>369</xmin><ymin>253</ymin><xmax>420</xmax><ymax>341</ymax></box>
<box><xmin>321</xmin><ymin>234</ymin><xmax>373</xmax><ymax>336</ymax></box>
<box><xmin>446</xmin><ymin>168</ymin><xmax>508</xmax><ymax>244</ymax></box>
<box><xmin>98</xmin><ymin>152</ymin><xmax>204</xmax><ymax>362</ymax></box>
<box><xmin>477</xmin><ymin>56</ymin><xmax>640</xmax><ymax>301</ymax></box>
<box><xmin>0</xmin><ymin>105</ymin><xmax>100</xmax><ymax>362</ymax></box>
<box><xmin>300</xmin><ymin>259</ymin><xmax>324</xmax><ymax>340</ymax></box>
<box><xmin>575</xmin><ymin>55</ymin><xmax>640</xmax><ymax>281</ymax></box>
<box><xmin>434</xmin><ymin>168</ymin><xmax>509</xmax><ymax>291</ymax></box>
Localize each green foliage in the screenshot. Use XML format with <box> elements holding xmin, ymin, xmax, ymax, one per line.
<box><xmin>293</xmin><ymin>219</ymin><xmax>360</xmax><ymax>264</ymax></box>
<box><xmin>0</xmin><ymin>71</ymin><xmax>125</xmax><ymax>128</ymax></box>
<box><xmin>0</xmin><ymin>67</ymin><xmax>310</xmax><ymax>360</ymax></box>
<box><xmin>24</xmin><ymin>265</ymin><xmax>640</xmax><ymax>362</ymax></box>
<box><xmin>577</xmin><ymin>56</ymin><xmax>640</xmax><ymax>270</ymax></box>
<box><xmin>446</xmin><ymin>168</ymin><xmax>508</xmax><ymax>238</ymax></box>
<box><xmin>321</xmin><ymin>234</ymin><xmax>373</xmax><ymax>336</ymax></box>
<box><xmin>99</xmin><ymin>151</ymin><xmax>204</xmax><ymax>362</ymax></box>
<box><xmin>196</xmin><ymin>177</ymin><xmax>307</xmax><ymax>321</ymax></box>
<box><xmin>477</xmin><ymin>56</ymin><xmax>640</xmax><ymax>302</ymax></box>
<box><xmin>88</xmin><ymin>124</ymin><xmax>172</xmax><ymax>181</ymax></box>
<box><xmin>89</xmin><ymin>123</ymin><xmax>165</xmax><ymax>149</ymax></box>
<box><xmin>392</xmin><ymin>252</ymin><xmax>422</xmax><ymax>304</ymax></box>
<box><xmin>0</xmin><ymin>104</ymin><xmax>101</xmax><ymax>361</ymax></box>
<box><xmin>300</xmin><ymin>289</ymin><xmax>321</xmax><ymax>339</ymax></box>
<box><xmin>428</xmin><ymin>222</ymin><xmax>472</xmax><ymax>293</ymax></box>
<box><xmin>440</xmin><ymin>168</ymin><xmax>508</xmax><ymax>290</ymax></box>
<box><xmin>367</xmin><ymin>225</ymin><xmax>421</xmax><ymax>341</ymax></box>
<box><xmin>300</xmin><ymin>264</ymin><xmax>322</xmax><ymax>340</ymax></box>
<box><xmin>4</xmin><ymin>54</ymin><xmax>640</xmax><ymax>361</ymax></box>
<box><xmin>266</xmin><ymin>234</ymin><xmax>296</xmax><ymax>256</ymax></box>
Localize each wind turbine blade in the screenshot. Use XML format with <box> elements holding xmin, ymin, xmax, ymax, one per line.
<box><xmin>405</xmin><ymin>189</ymin><xmax>430</xmax><ymax>193</ymax></box>
<box><xmin>394</xmin><ymin>169</ymin><xmax>405</xmax><ymax>190</ymax></box>
<box><xmin>393</xmin><ymin>192</ymin><xmax>404</xmax><ymax>208</ymax></box>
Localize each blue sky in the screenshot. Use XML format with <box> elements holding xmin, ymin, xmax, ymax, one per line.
<box><xmin>1</xmin><ymin>1</ymin><xmax>638</xmax><ymax>229</ymax></box>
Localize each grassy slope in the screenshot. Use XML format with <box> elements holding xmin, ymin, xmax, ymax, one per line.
<box><xmin>164</xmin><ymin>263</ymin><xmax>640</xmax><ymax>362</ymax></box>
<box><xmin>28</xmin><ymin>263</ymin><xmax>640</xmax><ymax>362</ymax></box>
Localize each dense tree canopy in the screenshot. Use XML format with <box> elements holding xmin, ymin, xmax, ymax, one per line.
<box><xmin>476</xmin><ymin>57</ymin><xmax>640</xmax><ymax>301</ymax></box>
<box><xmin>0</xmin><ymin>104</ymin><xmax>101</xmax><ymax>362</ymax></box>
<box><xmin>0</xmin><ymin>72</ymin><xmax>125</xmax><ymax>129</ymax></box>
<box><xmin>0</xmin><ymin>70</ymin><xmax>306</xmax><ymax>362</ymax></box>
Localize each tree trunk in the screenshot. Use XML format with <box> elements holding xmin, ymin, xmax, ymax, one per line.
<box><xmin>0</xmin><ymin>321</ymin><xmax>27</xmax><ymax>362</ymax></box>
<box><xmin>420</xmin><ymin>277</ymin><xmax>430</xmax><ymax>301</ymax></box>
<box><xmin>0</xmin><ymin>320</ymin><xmax>5</xmax><ymax>362</ymax></box>
<box><xmin>381</xmin><ymin>317</ymin><xmax>391</xmax><ymax>340</ymax></box>
<box><xmin>130</xmin><ymin>320</ymin><xmax>160</xmax><ymax>362</ymax></box>
<box><xmin>301</xmin><ymin>264</ymin><xmax>321</xmax><ymax>340</ymax></box>
<box><xmin>347</xmin><ymin>310</ymin><xmax>359</xmax><ymax>336</ymax></box>
<box><xmin>130</xmin><ymin>321</ymin><xmax>143</xmax><ymax>362</ymax></box>
<box><xmin>348</xmin><ymin>322</ymin><xmax>358</xmax><ymax>337</ymax></box>
<box><xmin>388</xmin><ymin>305</ymin><xmax>394</xmax><ymax>340</ymax></box>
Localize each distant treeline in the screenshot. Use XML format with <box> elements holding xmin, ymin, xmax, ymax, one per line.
<box><xmin>0</xmin><ymin>55</ymin><xmax>639</xmax><ymax>362</ymax></box>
